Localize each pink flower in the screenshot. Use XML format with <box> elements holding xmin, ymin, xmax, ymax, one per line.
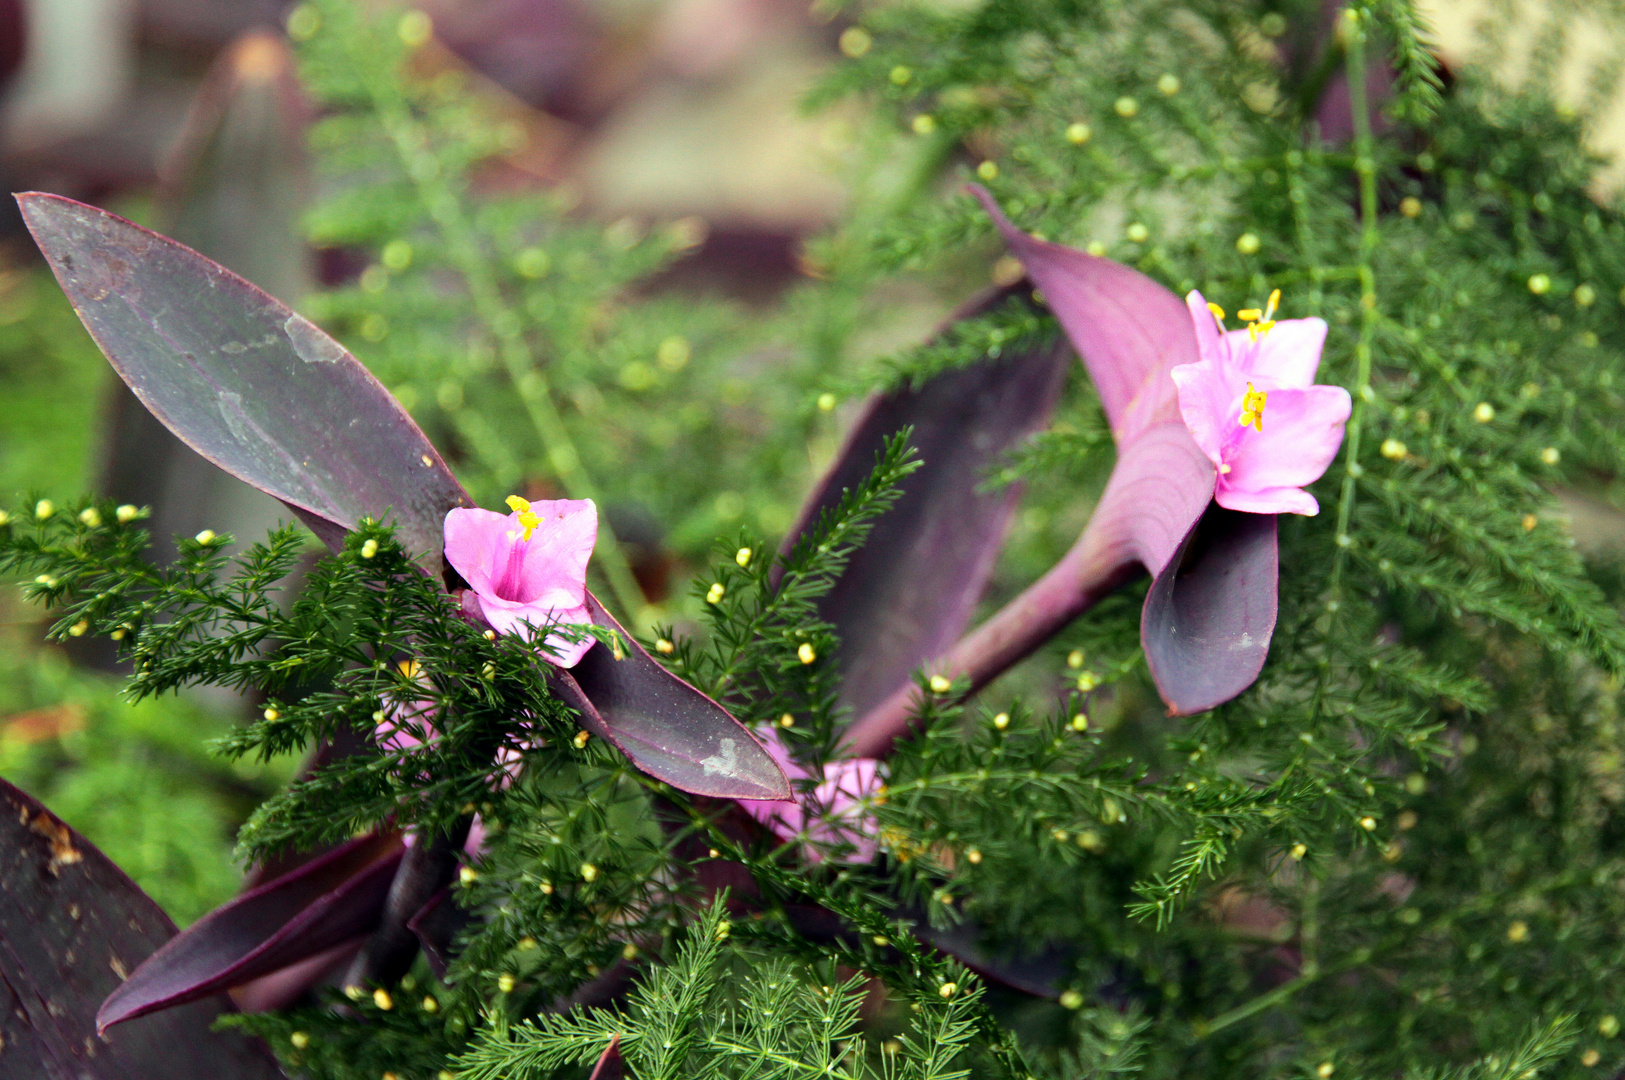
<box><xmin>739</xmin><ymin>728</ymin><xmax>884</xmax><ymax>864</ymax></box>
<box><xmin>443</xmin><ymin>496</ymin><xmax>598</xmax><ymax>666</ymax></box>
<box><xmin>1170</xmin><ymin>290</ymin><xmax>1352</xmax><ymax>516</ymax></box>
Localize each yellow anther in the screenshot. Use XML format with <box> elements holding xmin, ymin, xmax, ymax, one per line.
<box><xmin>1265</xmin><ymin>288</ymin><xmax>1281</xmax><ymax>319</ymax></box>
<box><xmin>1206</xmin><ymin>302</ymin><xmax>1226</xmax><ymax>326</ymax></box>
<box><xmin>505</xmin><ymin>495</ymin><xmax>541</xmax><ymax>541</ymax></box>
<box><xmin>1237</xmin><ymin>382</ymin><xmax>1268</xmax><ymax>432</ymax></box>
<box><xmin>1237</xmin><ymin>308</ymin><xmax>1263</xmax><ymax>322</ymax></box>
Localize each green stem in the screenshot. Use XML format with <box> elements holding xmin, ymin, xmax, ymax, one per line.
<box><xmin>1328</xmin><ymin>7</ymin><xmax>1381</xmax><ymax>604</ymax></box>
<box><xmin>361</xmin><ymin>42</ymin><xmax>646</xmax><ymax>620</ymax></box>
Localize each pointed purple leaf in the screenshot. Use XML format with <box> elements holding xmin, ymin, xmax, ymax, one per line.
<box><xmin>911</xmin><ymin>920</ymin><xmax>1073</xmax><ymax>1000</ymax></box>
<box><xmin>589</xmin><ymin>1035</ymin><xmax>626</xmax><ymax>1080</ymax></box>
<box><xmin>549</xmin><ymin>593</ymin><xmax>791</xmax><ymax>800</ymax></box>
<box><xmin>778</xmin><ymin>285</ymin><xmax>1069</xmax><ymax>722</ymax></box>
<box><xmin>97</xmin><ymin>831</ymin><xmax>405</xmax><ymax>1033</ymax></box>
<box><xmin>972</xmin><ymin>185</ymin><xmax>1196</xmax><ymax>443</ymax></box>
<box><xmin>405</xmin><ymin>889</ymin><xmax>470</xmax><ymax>980</ymax></box>
<box><xmin>1142</xmin><ymin>506</ymin><xmax>1279</xmax><ymax>716</ymax></box>
<box><xmin>17</xmin><ymin>193</ymin><xmax>472</xmax><ymax>563</ymax></box>
<box><xmin>0</xmin><ymin>778</ymin><xmax>285</xmax><ymax>1079</ymax></box>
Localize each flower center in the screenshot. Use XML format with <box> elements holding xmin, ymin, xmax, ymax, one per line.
<box><xmin>1236</xmin><ymin>288</ymin><xmax>1281</xmax><ymax>342</ymax></box>
<box><xmin>1237</xmin><ymin>382</ymin><xmax>1267</xmax><ymax>432</ymax></box>
<box><xmin>505</xmin><ymin>495</ymin><xmax>542</xmax><ymax>541</ymax></box>
<box><xmin>493</xmin><ymin>495</ymin><xmax>544</xmax><ymax>602</ymax></box>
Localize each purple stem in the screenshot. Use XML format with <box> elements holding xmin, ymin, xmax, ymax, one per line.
<box><xmin>840</xmin><ymin>511</ymin><xmax>1140</xmax><ymax>758</ymax></box>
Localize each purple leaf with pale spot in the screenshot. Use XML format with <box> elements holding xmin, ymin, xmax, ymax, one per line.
<box><xmin>778</xmin><ymin>284</ymin><xmax>1069</xmax><ymax>723</ymax></box>
<box><xmin>551</xmin><ymin>594</ymin><xmax>791</xmax><ymax>801</ymax></box>
<box><xmin>0</xmin><ymin>778</ymin><xmax>286</xmax><ymax>1078</ymax></box>
<box><xmin>96</xmin><ymin>832</ymin><xmax>405</xmax><ymax>1033</ymax></box>
<box><xmin>17</xmin><ymin>192</ymin><xmax>471</xmax><ymax>562</ymax></box>
<box><xmin>18</xmin><ymin>193</ymin><xmax>786</xmax><ymax>799</ymax></box>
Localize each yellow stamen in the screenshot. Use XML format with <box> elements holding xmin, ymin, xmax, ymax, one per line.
<box><xmin>1237</xmin><ymin>382</ymin><xmax>1267</xmax><ymax>432</ymax></box>
<box><xmin>504</xmin><ymin>495</ymin><xmax>542</xmax><ymax>541</ymax></box>
<box><xmin>1206</xmin><ymin>302</ymin><xmax>1226</xmax><ymax>326</ymax></box>
<box><xmin>1237</xmin><ymin>289</ymin><xmax>1284</xmax><ymax>341</ymax></box>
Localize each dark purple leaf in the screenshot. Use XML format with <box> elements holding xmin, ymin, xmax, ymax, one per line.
<box><xmin>343</xmin><ymin>821</ymin><xmax>470</xmax><ymax>988</ymax></box>
<box><xmin>778</xmin><ymin>285</ymin><xmax>1069</xmax><ymax>722</ymax></box>
<box><xmin>97</xmin><ymin>831</ymin><xmax>404</xmax><ymax>1033</ymax></box>
<box><xmin>1142</xmin><ymin>506</ymin><xmax>1279</xmax><ymax>716</ymax></box>
<box><xmin>0</xmin><ymin>778</ymin><xmax>285</xmax><ymax>1079</ymax></box>
<box><xmin>551</xmin><ymin>594</ymin><xmax>791</xmax><ymax>801</ymax></box>
<box><xmin>588</xmin><ymin>1035</ymin><xmax>626</xmax><ymax>1080</ymax></box>
<box><xmin>971</xmin><ymin>185</ymin><xmax>1194</xmax><ymax>441</ymax></box>
<box><xmin>405</xmin><ymin>889</ymin><xmax>470</xmax><ymax>980</ymax></box>
<box><xmin>17</xmin><ymin>193</ymin><xmax>471</xmax><ymax>564</ymax></box>
<box><xmin>911</xmin><ymin>920</ymin><xmax>1073</xmax><ymax>1000</ymax></box>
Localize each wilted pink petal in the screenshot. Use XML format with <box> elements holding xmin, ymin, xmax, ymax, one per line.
<box><xmin>444</xmin><ymin>497</ymin><xmax>598</xmax><ymax>666</ymax></box>
<box><xmin>739</xmin><ymin>728</ymin><xmax>883</xmax><ymax>864</ymax></box>
<box><xmin>1172</xmin><ymin>291</ymin><xmax>1351</xmax><ymax>516</ymax></box>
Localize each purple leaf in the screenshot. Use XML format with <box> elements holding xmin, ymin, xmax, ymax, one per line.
<box><xmin>551</xmin><ymin>594</ymin><xmax>792</xmax><ymax>800</ymax></box>
<box><xmin>97</xmin><ymin>831</ymin><xmax>404</xmax><ymax>1033</ymax></box>
<box><xmin>910</xmin><ymin>919</ymin><xmax>1072</xmax><ymax>1000</ymax></box>
<box><xmin>588</xmin><ymin>1035</ymin><xmax>626</xmax><ymax>1080</ymax></box>
<box><xmin>405</xmin><ymin>889</ymin><xmax>469</xmax><ymax>980</ymax></box>
<box><xmin>972</xmin><ymin>186</ymin><xmax>1194</xmax><ymax>442</ymax></box>
<box><xmin>0</xmin><ymin>778</ymin><xmax>285</xmax><ymax>1079</ymax></box>
<box><xmin>16</xmin><ymin>193</ymin><xmax>471</xmax><ymax>563</ymax></box>
<box><xmin>1142</xmin><ymin>506</ymin><xmax>1279</xmax><ymax>715</ymax></box>
<box><xmin>778</xmin><ymin>285</ymin><xmax>1069</xmax><ymax>722</ymax></box>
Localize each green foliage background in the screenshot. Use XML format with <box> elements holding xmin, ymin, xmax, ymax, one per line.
<box><xmin>7</xmin><ymin>0</ymin><xmax>1625</xmax><ymax>1076</ymax></box>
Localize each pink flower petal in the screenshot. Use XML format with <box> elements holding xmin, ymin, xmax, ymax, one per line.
<box><xmin>1220</xmin><ymin>385</ymin><xmax>1352</xmax><ymax>501</ymax></box>
<box><xmin>442</xmin><ymin>508</ymin><xmax>509</xmax><ymax>596</ymax></box>
<box><xmin>1186</xmin><ymin>291</ymin><xmax>1226</xmax><ymax>362</ymax></box>
<box><xmin>738</xmin><ymin>729</ymin><xmax>883</xmax><ymax>865</ymax></box>
<box><xmin>443</xmin><ymin>500</ymin><xmax>598</xmax><ymax>668</ymax></box>
<box><xmin>1214</xmin><ymin>484</ymin><xmax>1322</xmax><ymax>516</ymax></box>
<box><xmin>1236</xmin><ymin>317</ymin><xmax>1328</xmax><ymax>388</ymax></box>
<box><xmin>1170</xmin><ymin>358</ymin><xmax>1246</xmax><ymax>467</ymax></box>
<box><xmin>505</xmin><ymin>499</ymin><xmax>597</xmax><ymax>608</ymax></box>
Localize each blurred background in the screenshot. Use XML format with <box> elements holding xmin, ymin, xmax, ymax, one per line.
<box><xmin>0</xmin><ymin>0</ymin><xmax>1613</xmax><ymax>923</ymax></box>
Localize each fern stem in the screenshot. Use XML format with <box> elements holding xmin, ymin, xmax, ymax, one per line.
<box><xmin>359</xmin><ymin>44</ymin><xmax>646</xmax><ymax>620</ymax></box>
<box><xmin>1328</xmin><ymin>8</ymin><xmax>1382</xmax><ymax>603</ymax></box>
